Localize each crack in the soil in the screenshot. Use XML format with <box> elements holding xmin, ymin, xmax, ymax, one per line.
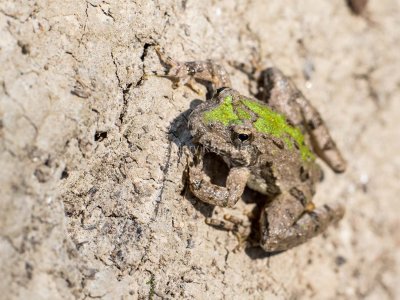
<box><xmin>99</xmin><ymin>5</ymin><xmax>115</xmax><ymax>22</ymax></box>
<box><xmin>110</xmin><ymin>50</ymin><xmax>122</xmax><ymax>89</ymax></box>
<box><xmin>118</xmin><ymin>43</ymin><xmax>153</xmax><ymax>127</ymax></box>
<box><xmin>153</xmin><ymin>140</ymin><xmax>173</xmax><ymax>217</ymax></box>
<box><xmin>79</xmin><ymin>2</ymin><xmax>90</xmax><ymax>46</ymax></box>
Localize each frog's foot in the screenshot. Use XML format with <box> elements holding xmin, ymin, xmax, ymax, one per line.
<box><xmin>155</xmin><ymin>46</ymin><xmax>232</xmax><ymax>91</ymax></box>
<box><xmin>260</xmin><ymin>193</ymin><xmax>344</xmax><ymax>252</ymax></box>
<box><xmin>206</xmin><ymin>214</ymin><xmax>252</xmax><ymax>251</ymax></box>
<box><xmin>259</xmin><ymin>67</ymin><xmax>347</xmax><ymax>173</ymax></box>
<box><xmin>155</xmin><ymin>46</ymin><xmax>192</xmax><ymax>88</ymax></box>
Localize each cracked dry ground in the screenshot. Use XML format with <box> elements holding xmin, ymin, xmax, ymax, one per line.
<box><xmin>1</xmin><ymin>1</ymin><xmax>400</xmax><ymax>299</ymax></box>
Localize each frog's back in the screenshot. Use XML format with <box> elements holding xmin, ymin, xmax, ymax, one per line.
<box><xmin>248</xmin><ymin>134</ymin><xmax>321</xmax><ymax>199</ymax></box>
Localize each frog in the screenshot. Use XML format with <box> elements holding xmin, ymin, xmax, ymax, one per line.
<box><xmin>156</xmin><ymin>47</ymin><xmax>347</xmax><ymax>252</ymax></box>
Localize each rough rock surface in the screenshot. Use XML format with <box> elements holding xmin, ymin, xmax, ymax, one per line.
<box><xmin>1</xmin><ymin>0</ymin><xmax>399</xmax><ymax>299</ymax></box>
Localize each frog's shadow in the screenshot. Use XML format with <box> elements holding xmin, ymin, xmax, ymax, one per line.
<box><xmin>169</xmin><ymin>99</ymin><xmax>282</xmax><ymax>259</ymax></box>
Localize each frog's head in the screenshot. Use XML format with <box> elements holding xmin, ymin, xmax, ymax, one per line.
<box><xmin>188</xmin><ymin>88</ymin><xmax>260</xmax><ymax>167</ymax></box>
<box><xmin>188</xmin><ymin>87</ymin><xmax>314</xmax><ymax>166</ymax></box>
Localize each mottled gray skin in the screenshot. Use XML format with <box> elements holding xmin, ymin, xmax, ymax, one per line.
<box><xmin>157</xmin><ymin>48</ymin><xmax>346</xmax><ymax>252</ymax></box>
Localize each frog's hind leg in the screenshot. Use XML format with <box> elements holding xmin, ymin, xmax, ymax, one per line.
<box><xmin>295</xmin><ymin>94</ymin><xmax>347</xmax><ymax>173</ymax></box>
<box><xmin>259</xmin><ymin>193</ymin><xmax>344</xmax><ymax>252</ymax></box>
<box><xmin>258</xmin><ymin>67</ymin><xmax>346</xmax><ymax>173</ymax></box>
<box><xmin>155</xmin><ymin>46</ymin><xmax>231</xmax><ymax>91</ymax></box>
<box><xmin>155</xmin><ymin>46</ymin><xmax>193</xmax><ymax>88</ymax></box>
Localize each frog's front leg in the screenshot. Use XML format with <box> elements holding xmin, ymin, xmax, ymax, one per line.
<box><xmin>259</xmin><ymin>193</ymin><xmax>344</xmax><ymax>252</ymax></box>
<box><xmin>155</xmin><ymin>46</ymin><xmax>231</xmax><ymax>90</ymax></box>
<box><xmin>188</xmin><ymin>160</ymin><xmax>250</xmax><ymax>208</ymax></box>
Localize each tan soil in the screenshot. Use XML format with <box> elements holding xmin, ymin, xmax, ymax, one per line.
<box><xmin>1</xmin><ymin>0</ymin><xmax>399</xmax><ymax>299</ymax></box>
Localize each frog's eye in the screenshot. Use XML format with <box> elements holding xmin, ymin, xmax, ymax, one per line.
<box><xmin>232</xmin><ymin>130</ymin><xmax>253</xmax><ymax>146</ymax></box>
<box><xmin>238</xmin><ymin>133</ymin><xmax>250</xmax><ymax>141</ymax></box>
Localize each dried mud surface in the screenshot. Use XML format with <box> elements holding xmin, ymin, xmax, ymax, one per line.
<box><xmin>1</xmin><ymin>0</ymin><xmax>399</xmax><ymax>299</ymax></box>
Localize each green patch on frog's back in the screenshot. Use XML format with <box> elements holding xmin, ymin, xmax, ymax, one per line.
<box><xmin>203</xmin><ymin>96</ymin><xmax>315</xmax><ymax>161</ymax></box>
<box><xmin>242</xmin><ymin>99</ymin><xmax>314</xmax><ymax>161</ymax></box>
<box><xmin>203</xmin><ymin>96</ymin><xmax>242</xmax><ymax>126</ymax></box>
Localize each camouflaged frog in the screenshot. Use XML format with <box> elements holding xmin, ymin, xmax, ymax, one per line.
<box><xmin>156</xmin><ymin>47</ymin><xmax>346</xmax><ymax>252</ymax></box>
